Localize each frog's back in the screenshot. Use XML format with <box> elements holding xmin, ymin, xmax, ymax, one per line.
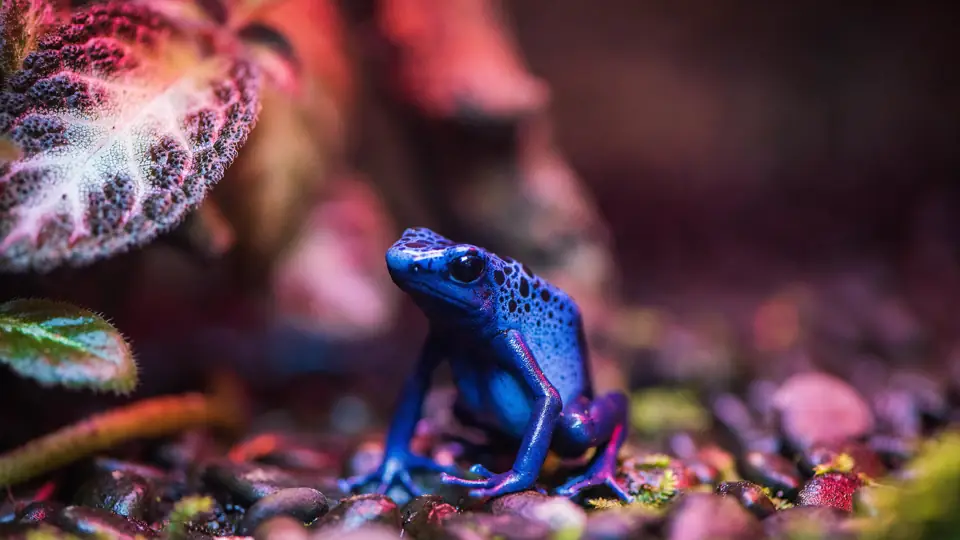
<box><xmin>490</xmin><ymin>257</ymin><xmax>591</xmax><ymax>404</ymax></box>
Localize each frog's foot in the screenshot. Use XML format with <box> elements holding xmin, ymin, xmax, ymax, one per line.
<box><xmin>441</xmin><ymin>464</ymin><xmax>541</xmax><ymax>498</ymax></box>
<box><xmin>554</xmin><ymin>436</ymin><xmax>633</xmax><ymax>502</ymax></box>
<box><xmin>339</xmin><ymin>453</ymin><xmax>459</xmax><ymax>497</ymax></box>
<box><xmin>554</xmin><ymin>464</ymin><xmax>633</xmax><ymax>502</ymax></box>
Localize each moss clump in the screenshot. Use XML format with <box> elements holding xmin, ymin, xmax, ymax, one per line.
<box><xmin>859</xmin><ymin>430</ymin><xmax>960</xmax><ymax>540</ymax></box>
<box><xmin>163</xmin><ymin>495</ymin><xmax>215</xmax><ymax>539</ymax></box>
<box><xmin>630</xmin><ymin>388</ymin><xmax>710</xmax><ymax>435</ymax></box>
<box><xmin>813</xmin><ymin>452</ymin><xmax>855</xmax><ymax>476</ymax></box>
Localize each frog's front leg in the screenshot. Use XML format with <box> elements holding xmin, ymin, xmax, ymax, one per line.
<box><xmin>441</xmin><ymin>329</ymin><xmax>562</xmax><ymax>498</ymax></box>
<box><xmin>339</xmin><ymin>333</ymin><xmax>456</xmax><ymax>496</ymax></box>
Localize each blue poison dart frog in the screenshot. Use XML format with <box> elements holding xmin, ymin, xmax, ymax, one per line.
<box><xmin>339</xmin><ymin>227</ymin><xmax>633</xmax><ymax>500</ymax></box>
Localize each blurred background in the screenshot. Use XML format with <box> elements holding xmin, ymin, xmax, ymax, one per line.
<box><xmin>1</xmin><ymin>0</ymin><xmax>957</xmax><ymax>446</ymax></box>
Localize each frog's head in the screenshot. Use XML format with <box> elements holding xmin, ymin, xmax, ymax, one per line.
<box><xmin>386</xmin><ymin>227</ymin><xmax>497</xmax><ymax>321</ymax></box>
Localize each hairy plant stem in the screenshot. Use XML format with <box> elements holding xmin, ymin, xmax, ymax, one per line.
<box><xmin>0</xmin><ymin>391</ymin><xmax>242</xmax><ymax>487</ymax></box>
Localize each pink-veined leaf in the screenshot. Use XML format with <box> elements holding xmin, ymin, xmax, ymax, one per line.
<box><xmin>0</xmin><ymin>1</ymin><xmax>261</xmax><ymax>272</ymax></box>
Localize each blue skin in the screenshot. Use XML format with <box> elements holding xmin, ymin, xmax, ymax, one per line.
<box><xmin>340</xmin><ymin>227</ymin><xmax>633</xmax><ymax>500</ymax></box>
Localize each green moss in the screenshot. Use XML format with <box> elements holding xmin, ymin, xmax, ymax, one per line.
<box><xmin>761</xmin><ymin>486</ymin><xmax>794</xmax><ymax>510</ymax></box>
<box><xmin>630</xmin><ymin>388</ymin><xmax>710</xmax><ymax>435</ymax></box>
<box><xmin>637</xmin><ymin>453</ymin><xmax>673</xmax><ymax>468</ymax></box>
<box><xmin>813</xmin><ymin>452</ymin><xmax>855</xmax><ymax>476</ymax></box>
<box><xmin>163</xmin><ymin>495</ymin><xmax>214</xmax><ymax>539</ymax></box>
<box><xmin>24</xmin><ymin>525</ymin><xmax>84</xmax><ymax>540</ymax></box>
<box><xmin>586</xmin><ymin>498</ymin><xmax>625</xmax><ymax>510</ymax></box>
<box><xmin>859</xmin><ymin>430</ymin><xmax>960</xmax><ymax>540</ymax></box>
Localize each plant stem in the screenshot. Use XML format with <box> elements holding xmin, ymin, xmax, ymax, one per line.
<box><xmin>0</xmin><ymin>392</ymin><xmax>241</xmax><ymax>488</ymax></box>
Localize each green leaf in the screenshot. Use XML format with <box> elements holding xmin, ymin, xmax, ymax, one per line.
<box><xmin>0</xmin><ymin>298</ymin><xmax>137</xmax><ymax>393</ymax></box>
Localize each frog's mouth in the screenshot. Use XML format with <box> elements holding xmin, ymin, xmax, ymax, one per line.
<box><xmin>401</xmin><ymin>281</ymin><xmax>475</xmax><ymax>311</ymax></box>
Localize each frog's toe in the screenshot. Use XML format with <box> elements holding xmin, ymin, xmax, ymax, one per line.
<box><xmin>555</xmin><ymin>473</ymin><xmax>633</xmax><ymax>502</ymax></box>
<box><xmin>339</xmin><ymin>472</ymin><xmax>375</xmax><ymax>493</ymax></box>
<box><xmin>440</xmin><ymin>472</ymin><xmax>494</xmax><ymax>488</ymax></box>
<box><xmin>396</xmin><ymin>469</ymin><xmax>427</xmax><ymax>497</ymax></box>
<box><xmin>468</xmin><ymin>464</ymin><xmax>495</xmax><ymax>477</ymax></box>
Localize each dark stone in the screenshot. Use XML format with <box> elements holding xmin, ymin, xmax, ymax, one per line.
<box><xmin>868</xmin><ymin>434</ymin><xmax>915</xmax><ymax>469</ymax></box>
<box><xmin>93</xmin><ymin>457</ymin><xmax>168</xmax><ymax>481</ymax></box>
<box><xmin>238</xmin><ymin>488</ymin><xmax>329</xmax><ymax>534</ymax></box>
<box><xmin>741</xmin><ymin>451</ymin><xmax>801</xmax><ymax>499</ymax></box>
<box><xmin>887</xmin><ymin>370</ymin><xmax>950</xmax><ymax>430</ymax></box>
<box><xmin>402</xmin><ymin>495</ymin><xmax>458</xmax><ymax>538</ymax></box>
<box><xmin>252</xmin><ymin>515</ymin><xmax>309</xmax><ymax>540</ymax></box>
<box><xmin>74</xmin><ymin>470</ymin><xmax>154</xmax><ymax>520</ymax></box>
<box><xmin>763</xmin><ymin>506</ymin><xmax>850</xmax><ymax>539</ymax></box>
<box><xmin>15</xmin><ymin>501</ymin><xmax>64</xmax><ymax>524</ymax></box>
<box><xmin>711</xmin><ymin>393</ymin><xmax>780</xmax><ymax>454</ymax></box>
<box><xmin>715</xmin><ymin>481</ymin><xmax>777</xmax><ymax>519</ymax></box>
<box><xmin>203</xmin><ymin>460</ymin><xmax>341</xmax><ymax>506</ymax></box>
<box><xmin>314</xmin><ymin>494</ymin><xmax>400</xmax><ymax>534</ymax></box>
<box><xmin>0</xmin><ymin>482</ymin><xmax>58</xmax><ymax>525</ymax></box>
<box><xmin>797</xmin><ymin>473</ymin><xmax>863</xmax><ymax>512</ymax></box>
<box><xmin>438</xmin><ymin>513</ymin><xmax>552</xmax><ymax>540</ymax></box>
<box><xmin>53</xmin><ymin>505</ymin><xmax>156</xmax><ymax>539</ymax></box>
<box><xmin>489</xmin><ymin>490</ymin><xmax>586</xmax><ymax>534</ymax></box>
<box><xmin>665</xmin><ymin>493</ymin><xmax>763</xmax><ymax>540</ymax></box>
<box><xmin>772</xmin><ymin>372</ymin><xmax>874</xmax><ymax>450</ymax></box>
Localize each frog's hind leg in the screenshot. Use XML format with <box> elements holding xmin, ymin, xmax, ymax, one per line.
<box><xmin>551</xmin><ymin>392</ymin><xmax>633</xmax><ymax>501</ymax></box>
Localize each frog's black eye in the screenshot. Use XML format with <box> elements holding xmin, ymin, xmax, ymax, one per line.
<box><xmin>449</xmin><ymin>253</ymin><xmax>486</xmax><ymax>283</ymax></box>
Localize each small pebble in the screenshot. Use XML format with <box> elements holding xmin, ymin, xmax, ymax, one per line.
<box><xmin>772</xmin><ymin>372</ymin><xmax>874</xmax><ymax>450</ymax></box>
<box><xmin>489</xmin><ymin>490</ymin><xmax>586</xmax><ymax>534</ymax></box>
<box><xmin>239</xmin><ymin>487</ymin><xmax>329</xmax><ymax>534</ymax></box>
<box><xmin>73</xmin><ymin>470</ymin><xmax>154</xmax><ymax>521</ymax></box>
<box><xmin>402</xmin><ymin>495</ymin><xmax>458</xmax><ymax>538</ymax></box>
<box><xmin>253</xmin><ymin>515</ymin><xmax>309</xmax><ymax>540</ymax></box>
<box><xmin>583</xmin><ymin>506</ymin><xmax>662</xmax><ymax>540</ymax></box>
<box><xmin>314</xmin><ymin>494</ymin><xmax>400</xmax><ymax>534</ymax></box>
<box><xmin>93</xmin><ymin>457</ymin><xmax>168</xmax><ymax>481</ymax></box>
<box><xmin>665</xmin><ymin>493</ymin><xmax>763</xmax><ymax>540</ymax></box>
<box><xmin>797</xmin><ymin>473</ymin><xmax>863</xmax><ymax>512</ymax></box>
<box><xmin>310</xmin><ymin>523</ymin><xmax>404</xmax><ymax>539</ymax></box>
<box><xmin>53</xmin><ymin>505</ymin><xmax>155</xmax><ymax>539</ymax></box>
<box><xmin>204</xmin><ymin>461</ymin><xmax>339</xmax><ymax>506</ymax></box>
<box><xmin>716</xmin><ymin>481</ymin><xmax>777</xmax><ymax>519</ymax></box>
<box><xmin>16</xmin><ymin>501</ymin><xmax>64</xmax><ymax>525</ymax></box>
<box><xmin>439</xmin><ymin>513</ymin><xmax>552</xmax><ymax>540</ymax></box>
<box><xmin>741</xmin><ymin>451</ymin><xmax>801</xmax><ymax>499</ymax></box>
